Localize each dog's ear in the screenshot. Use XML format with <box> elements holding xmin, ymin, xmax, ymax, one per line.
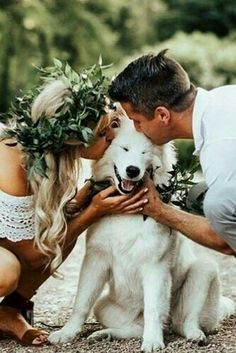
<box><xmin>162</xmin><ymin>142</ymin><xmax>177</xmax><ymax>171</ymax></box>
<box><xmin>151</xmin><ymin>142</ymin><xmax>177</xmax><ymax>186</ymax></box>
<box><xmin>153</xmin><ymin>142</ymin><xmax>177</xmax><ymax>172</ymax></box>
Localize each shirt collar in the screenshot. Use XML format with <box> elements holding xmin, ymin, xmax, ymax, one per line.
<box><xmin>192</xmin><ymin>87</ymin><xmax>209</xmax><ymax>155</ymax></box>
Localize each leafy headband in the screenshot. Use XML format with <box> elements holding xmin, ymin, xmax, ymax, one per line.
<box><xmin>0</xmin><ymin>59</ymin><xmax>110</xmax><ymax>178</ymax></box>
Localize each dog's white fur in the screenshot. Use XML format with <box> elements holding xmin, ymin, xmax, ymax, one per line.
<box><xmin>49</xmin><ymin>108</ymin><xmax>235</xmax><ymax>351</ymax></box>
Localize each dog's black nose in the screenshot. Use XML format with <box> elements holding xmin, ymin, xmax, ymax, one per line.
<box><xmin>126</xmin><ymin>165</ymin><xmax>140</xmax><ymax>178</ymax></box>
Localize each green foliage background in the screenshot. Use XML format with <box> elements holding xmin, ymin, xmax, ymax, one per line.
<box><xmin>1</xmin><ymin>0</ymin><xmax>236</xmax><ymax>168</ymax></box>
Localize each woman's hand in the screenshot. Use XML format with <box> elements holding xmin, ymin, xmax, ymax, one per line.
<box><xmin>79</xmin><ymin>126</ymin><xmax>115</xmax><ymax>160</ymax></box>
<box><xmin>89</xmin><ymin>185</ymin><xmax>149</xmax><ymax>218</ymax></box>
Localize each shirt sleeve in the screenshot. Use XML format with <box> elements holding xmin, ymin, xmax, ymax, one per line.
<box><xmin>200</xmin><ymin>138</ymin><xmax>236</xmax><ymax>188</ymax></box>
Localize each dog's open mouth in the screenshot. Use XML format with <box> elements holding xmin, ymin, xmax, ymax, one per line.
<box><xmin>114</xmin><ymin>164</ymin><xmax>142</xmax><ymax>194</ymax></box>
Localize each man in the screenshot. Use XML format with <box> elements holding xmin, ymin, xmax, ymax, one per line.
<box><xmin>108</xmin><ymin>49</ymin><xmax>236</xmax><ymax>256</ymax></box>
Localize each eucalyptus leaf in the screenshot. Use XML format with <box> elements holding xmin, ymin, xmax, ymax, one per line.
<box><xmin>157</xmin><ymin>158</ymin><xmax>201</xmax><ymax>211</ymax></box>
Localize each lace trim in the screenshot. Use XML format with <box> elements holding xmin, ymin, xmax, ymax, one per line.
<box><xmin>0</xmin><ymin>190</ymin><xmax>35</xmax><ymax>242</ymax></box>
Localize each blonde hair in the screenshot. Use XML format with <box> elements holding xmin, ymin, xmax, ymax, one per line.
<box><xmin>28</xmin><ymin>80</ymin><xmax>81</xmax><ymax>273</ymax></box>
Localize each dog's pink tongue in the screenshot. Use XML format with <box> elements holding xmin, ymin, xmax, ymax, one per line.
<box><xmin>121</xmin><ymin>179</ymin><xmax>136</xmax><ymax>192</ymax></box>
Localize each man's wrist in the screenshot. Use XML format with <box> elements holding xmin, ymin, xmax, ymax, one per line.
<box><xmin>149</xmin><ymin>199</ymin><xmax>168</xmax><ymax>222</ymax></box>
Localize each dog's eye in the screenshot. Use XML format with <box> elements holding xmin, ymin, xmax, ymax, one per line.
<box><xmin>142</xmin><ymin>151</ymin><xmax>146</xmax><ymax>154</ymax></box>
<box><xmin>122</xmin><ymin>147</ymin><xmax>129</xmax><ymax>152</ymax></box>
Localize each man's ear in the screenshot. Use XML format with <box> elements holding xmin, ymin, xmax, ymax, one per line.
<box><xmin>154</xmin><ymin>106</ymin><xmax>171</xmax><ymax>125</ymax></box>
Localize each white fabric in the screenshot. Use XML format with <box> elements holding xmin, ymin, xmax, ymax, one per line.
<box><xmin>0</xmin><ymin>189</ymin><xmax>35</xmax><ymax>241</ymax></box>
<box><xmin>192</xmin><ymin>85</ymin><xmax>236</xmax><ymax>188</ymax></box>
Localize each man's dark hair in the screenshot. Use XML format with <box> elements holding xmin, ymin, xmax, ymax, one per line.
<box><xmin>108</xmin><ymin>49</ymin><xmax>197</xmax><ymax>117</ymax></box>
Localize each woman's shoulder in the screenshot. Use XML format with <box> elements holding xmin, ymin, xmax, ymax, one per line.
<box><xmin>0</xmin><ymin>139</ymin><xmax>29</xmax><ymax>196</ymax></box>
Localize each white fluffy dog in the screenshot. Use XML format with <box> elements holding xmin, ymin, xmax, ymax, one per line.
<box><xmin>49</xmin><ymin>108</ymin><xmax>235</xmax><ymax>352</ymax></box>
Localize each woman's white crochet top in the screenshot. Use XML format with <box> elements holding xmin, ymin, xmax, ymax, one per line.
<box><xmin>0</xmin><ymin>189</ymin><xmax>35</xmax><ymax>241</ymax></box>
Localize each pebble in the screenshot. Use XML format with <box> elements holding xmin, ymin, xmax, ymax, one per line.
<box><xmin>1</xmin><ymin>240</ymin><xmax>235</xmax><ymax>353</ymax></box>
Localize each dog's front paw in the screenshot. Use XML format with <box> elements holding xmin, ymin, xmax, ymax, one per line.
<box><xmin>49</xmin><ymin>326</ymin><xmax>81</xmax><ymax>344</ymax></box>
<box><xmin>141</xmin><ymin>338</ymin><xmax>165</xmax><ymax>352</ymax></box>
<box><xmin>185</xmin><ymin>328</ymin><xmax>207</xmax><ymax>344</ymax></box>
<box><xmin>87</xmin><ymin>329</ymin><xmax>113</xmax><ymax>342</ymax></box>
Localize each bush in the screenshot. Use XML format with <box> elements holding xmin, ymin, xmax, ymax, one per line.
<box><xmin>174</xmin><ymin>140</ymin><xmax>197</xmax><ymax>171</ymax></box>
<box><xmin>116</xmin><ymin>31</ymin><xmax>236</xmax><ymax>89</ymax></box>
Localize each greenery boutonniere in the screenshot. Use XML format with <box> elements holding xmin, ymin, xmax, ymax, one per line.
<box><xmin>157</xmin><ymin>157</ymin><xmax>206</xmax><ymax>214</ymax></box>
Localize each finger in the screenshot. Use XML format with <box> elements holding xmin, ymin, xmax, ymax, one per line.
<box><xmin>121</xmin><ymin>188</ymin><xmax>148</xmax><ymax>207</ymax></box>
<box><xmin>99</xmin><ymin>185</ymin><xmax>118</xmax><ymax>198</ymax></box>
<box><xmin>105</xmin><ymin>193</ymin><xmax>133</xmax><ymax>204</ymax></box>
<box><xmin>143</xmin><ymin>176</ymin><xmax>160</xmax><ymax>194</ymax></box>
<box><xmin>123</xmin><ymin>207</ymin><xmax>144</xmax><ymax>214</ymax></box>
<box><xmin>122</xmin><ymin>199</ymin><xmax>148</xmax><ymax>211</ymax></box>
<box><xmin>106</xmin><ymin>188</ymin><xmax>149</xmax><ymax>206</ymax></box>
<box><xmin>144</xmin><ymin>174</ymin><xmax>155</xmax><ymax>185</ymax></box>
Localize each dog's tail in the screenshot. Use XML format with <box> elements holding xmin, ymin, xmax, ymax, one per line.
<box><xmin>219</xmin><ymin>296</ymin><xmax>235</xmax><ymax>320</ymax></box>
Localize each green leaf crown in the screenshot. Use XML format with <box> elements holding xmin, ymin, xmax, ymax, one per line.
<box><xmin>0</xmin><ymin>59</ymin><xmax>110</xmax><ymax>178</ymax></box>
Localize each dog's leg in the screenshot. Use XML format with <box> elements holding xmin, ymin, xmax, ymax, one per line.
<box><xmin>141</xmin><ymin>263</ymin><xmax>171</xmax><ymax>352</ymax></box>
<box><xmin>49</xmin><ymin>249</ymin><xmax>109</xmax><ymax>344</ymax></box>
<box><xmin>88</xmin><ymin>295</ymin><xmax>143</xmax><ymax>341</ymax></box>
<box><xmin>172</xmin><ymin>260</ymin><xmax>219</xmax><ymax>343</ymax></box>
<box><xmin>199</xmin><ymin>274</ymin><xmax>221</xmax><ymax>334</ymax></box>
<box><xmin>88</xmin><ymin>326</ymin><xmax>143</xmax><ymax>341</ymax></box>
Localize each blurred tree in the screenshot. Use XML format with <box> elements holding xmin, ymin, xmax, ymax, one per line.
<box><xmin>0</xmin><ymin>0</ymin><xmax>167</xmax><ymax>112</ymax></box>
<box><xmin>117</xmin><ymin>31</ymin><xmax>236</xmax><ymax>89</ymax></box>
<box><xmin>0</xmin><ymin>0</ymin><xmax>56</xmax><ymax>111</ymax></box>
<box><xmin>84</xmin><ymin>0</ymin><xmax>165</xmax><ymax>54</ymax></box>
<box><xmin>2</xmin><ymin>0</ymin><xmax>236</xmax><ymax>118</ymax></box>
<box><xmin>0</xmin><ymin>0</ymin><xmax>122</xmax><ymax>112</ymax></box>
<box><xmin>47</xmin><ymin>0</ymin><xmax>120</xmax><ymax>67</ymax></box>
<box><xmin>156</xmin><ymin>0</ymin><xmax>236</xmax><ymax>40</ymax></box>
<box><xmin>174</xmin><ymin>139</ymin><xmax>196</xmax><ymax>171</ymax></box>
<box><xmin>107</xmin><ymin>0</ymin><xmax>165</xmax><ymax>53</ymax></box>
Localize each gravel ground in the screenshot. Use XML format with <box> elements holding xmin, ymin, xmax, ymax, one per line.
<box><xmin>0</xmin><ymin>235</ymin><xmax>235</xmax><ymax>353</ymax></box>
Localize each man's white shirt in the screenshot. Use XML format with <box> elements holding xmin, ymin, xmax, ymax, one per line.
<box><xmin>192</xmin><ymin>85</ymin><xmax>236</xmax><ymax>188</ymax></box>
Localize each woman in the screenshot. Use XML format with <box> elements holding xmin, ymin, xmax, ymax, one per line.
<box><xmin>0</xmin><ymin>67</ymin><xmax>148</xmax><ymax>346</ymax></box>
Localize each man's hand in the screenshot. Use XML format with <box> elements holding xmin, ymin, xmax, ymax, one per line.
<box><xmin>141</xmin><ymin>177</ymin><xmax>165</xmax><ymax>220</ymax></box>
<box><xmin>141</xmin><ymin>178</ymin><xmax>235</xmax><ymax>256</ymax></box>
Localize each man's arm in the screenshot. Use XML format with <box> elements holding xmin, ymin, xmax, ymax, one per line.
<box><xmin>143</xmin><ymin>178</ymin><xmax>235</xmax><ymax>255</ymax></box>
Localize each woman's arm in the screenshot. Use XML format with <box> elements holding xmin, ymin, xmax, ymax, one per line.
<box><xmin>142</xmin><ymin>178</ymin><xmax>235</xmax><ymax>255</ymax></box>
<box><xmin>0</xmin><ymin>141</ymin><xmax>30</xmax><ymax>196</ymax></box>
<box><xmin>73</xmin><ymin>181</ymin><xmax>93</xmax><ymax>207</ymax></box>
